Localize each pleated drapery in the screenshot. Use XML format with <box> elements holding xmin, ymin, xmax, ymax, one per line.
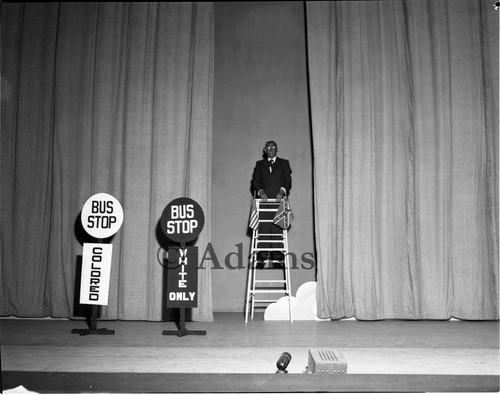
<box><xmin>1</xmin><ymin>2</ymin><xmax>214</xmax><ymax>321</ymax></box>
<box><xmin>2</xmin><ymin>0</ymin><xmax>498</xmax><ymax>322</ymax></box>
<box><xmin>306</xmin><ymin>0</ymin><xmax>498</xmax><ymax>320</ymax></box>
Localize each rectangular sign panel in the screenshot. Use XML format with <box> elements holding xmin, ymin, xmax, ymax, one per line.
<box><xmin>80</xmin><ymin>243</ymin><xmax>113</xmax><ymax>305</ymax></box>
<box><xmin>166</xmin><ymin>247</ymin><xmax>198</xmax><ymax>308</ymax></box>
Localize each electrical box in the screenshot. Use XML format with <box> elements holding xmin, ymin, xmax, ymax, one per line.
<box><xmin>306</xmin><ymin>349</ymin><xmax>347</xmax><ymax>374</ymax></box>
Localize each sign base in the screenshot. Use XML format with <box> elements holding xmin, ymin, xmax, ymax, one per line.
<box><xmin>71</xmin><ymin>305</ymin><xmax>115</xmax><ymax>336</ymax></box>
<box><xmin>162</xmin><ymin>329</ymin><xmax>207</xmax><ymax>337</ymax></box>
<box><xmin>71</xmin><ymin>328</ymin><xmax>115</xmax><ymax>336</ymax></box>
<box><xmin>162</xmin><ymin>308</ymin><xmax>206</xmax><ymax>337</ymax></box>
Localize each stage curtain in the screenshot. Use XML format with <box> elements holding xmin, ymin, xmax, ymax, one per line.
<box><xmin>0</xmin><ymin>2</ymin><xmax>214</xmax><ymax>321</ymax></box>
<box><xmin>306</xmin><ymin>0</ymin><xmax>498</xmax><ymax>320</ymax></box>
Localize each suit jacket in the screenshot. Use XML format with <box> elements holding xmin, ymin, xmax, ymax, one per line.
<box><xmin>252</xmin><ymin>157</ymin><xmax>292</xmax><ymax>198</ymax></box>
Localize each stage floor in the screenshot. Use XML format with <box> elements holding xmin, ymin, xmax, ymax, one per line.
<box><xmin>1</xmin><ymin>313</ymin><xmax>499</xmax><ymax>392</ymax></box>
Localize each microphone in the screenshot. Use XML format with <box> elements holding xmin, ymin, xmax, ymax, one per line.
<box><xmin>276</xmin><ymin>352</ymin><xmax>292</xmax><ymax>373</ymax></box>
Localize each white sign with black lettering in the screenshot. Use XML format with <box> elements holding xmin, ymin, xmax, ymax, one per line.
<box><xmin>81</xmin><ymin>193</ymin><xmax>124</xmax><ymax>239</ymax></box>
<box><xmin>80</xmin><ymin>243</ymin><xmax>113</xmax><ymax>305</ymax></box>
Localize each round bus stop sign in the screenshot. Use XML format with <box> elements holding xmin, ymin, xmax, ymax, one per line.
<box><xmin>81</xmin><ymin>193</ymin><xmax>124</xmax><ymax>239</ymax></box>
<box><xmin>161</xmin><ymin>197</ymin><xmax>204</xmax><ymax>244</ymax></box>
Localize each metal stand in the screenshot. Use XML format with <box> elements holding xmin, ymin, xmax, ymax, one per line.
<box><xmin>162</xmin><ymin>307</ymin><xmax>206</xmax><ymax>337</ymax></box>
<box><xmin>71</xmin><ymin>305</ymin><xmax>115</xmax><ymax>336</ymax></box>
<box><xmin>72</xmin><ymin>237</ymin><xmax>114</xmax><ymax>336</ymax></box>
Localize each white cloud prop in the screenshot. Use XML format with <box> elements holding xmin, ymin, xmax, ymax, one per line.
<box><xmin>264</xmin><ymin>281</ymin><xmax>329</xmax><ymax>321</ymax></box>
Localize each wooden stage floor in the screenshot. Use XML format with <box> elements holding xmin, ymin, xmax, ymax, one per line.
<box><xmin>1</xmin><ymin>312</ymin><xmax>499</xmax><ymax>393</ymax></box>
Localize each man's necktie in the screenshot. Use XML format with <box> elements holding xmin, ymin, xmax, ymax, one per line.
<box><xmin>269</xmin><ymin>160</ymin><xmax>274</xmax><ymax>173</ymax></box>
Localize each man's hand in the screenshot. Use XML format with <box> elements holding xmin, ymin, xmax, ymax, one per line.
<box><xmin>258</xmin><ymin>189</ymin><xmax>268</xmax><ymax>202</ymax></box>
<box><xmin>276</xmin><ymin>192</ymin><xmax>284</xmax><ymax>202</ymax></box>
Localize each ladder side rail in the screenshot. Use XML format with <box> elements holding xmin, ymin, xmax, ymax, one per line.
<box><xmin>245</xmin><ymin>226</ymin><xmax>259</xmax><ymax>323</ymax></box>
<box><xmin>283</xmin><ymin>229</ymin><xmax>293</xmax><ymax>322</ymax></box>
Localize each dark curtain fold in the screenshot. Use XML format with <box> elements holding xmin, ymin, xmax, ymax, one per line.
<box><xmin>306</xmin><ymin>0</ymin><xmax>498</xmax><ymax>320</ymax></box>
<box><xmin>1</xmin><ymin>2</ymin><xmax>214</xmax><ymax>321</ymax></box>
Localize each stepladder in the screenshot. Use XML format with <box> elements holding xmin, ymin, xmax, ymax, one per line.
<box><xmin>245</xmin><ymin>198</ymin><xmax>292</xmax><ymax>322</ymax></box>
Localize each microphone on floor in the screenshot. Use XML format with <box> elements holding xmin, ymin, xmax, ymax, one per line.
<box><xmin>276</xmin><ymin>352</ymin><xmax>292</xmax><ymax>373</ymax></box>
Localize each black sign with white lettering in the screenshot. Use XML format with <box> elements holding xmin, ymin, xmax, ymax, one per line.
<box><xmin>165</xmin><ymin>247</ymin><xmax>198</xmax><ymax>308</ymax></box>
<box><xmin>160</xmin><ymin>197</ymin><xmax>205</xmax><ymax>243</ymax></box>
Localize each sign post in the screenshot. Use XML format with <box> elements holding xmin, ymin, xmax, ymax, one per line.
<box><xmin>160</xmin><ymin>197</ymin><xmax>206</xmax><ymax>337</ymax></box>
<box><xmin>72</xmin><ymin>193</ymin><xmax>123</xmax><ymax>336</ymax></box>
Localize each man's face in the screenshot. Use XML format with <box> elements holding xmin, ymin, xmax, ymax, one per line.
<box><xmin>264</xmin><ymin>143</ymin><xmax>277</xmax><ymax>159</ymax></box>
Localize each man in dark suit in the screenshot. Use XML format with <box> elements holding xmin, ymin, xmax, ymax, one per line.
<box><xmin>251</xmin><ymin>141</ymin><xmax>292</xmax><ymax>263</ymax></box>
<box><xmin>252</xmin><ymin>141</ymin><xmax>292</xmax><ymax>201</ymax></box>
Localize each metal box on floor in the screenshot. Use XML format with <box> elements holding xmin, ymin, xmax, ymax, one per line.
<box><xmin>306</xmin><ymin>349</ymin><xmax>347</xmax><ymax>374</ymax></box>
